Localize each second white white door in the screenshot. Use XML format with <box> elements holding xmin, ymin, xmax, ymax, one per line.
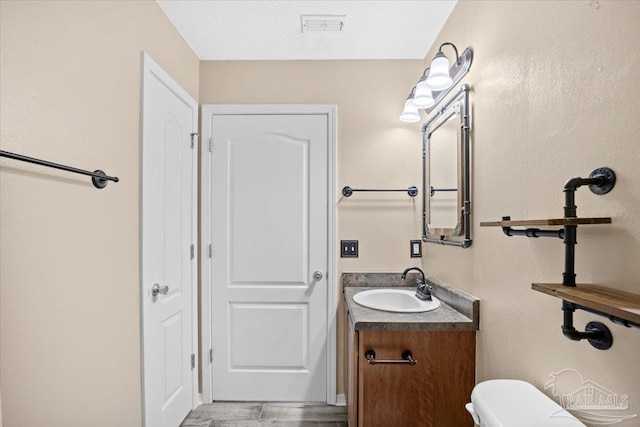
<box><xmin>206</xmin><ymin>110</ymin><xmax>329</xmax><ymax>401</ymax></box>
<box><xmin>141</xmin><ymin>53</ymin><xmax>197</xmax><ymax>427</ymax></box>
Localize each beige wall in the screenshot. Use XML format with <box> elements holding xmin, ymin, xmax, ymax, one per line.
<box><xmin>200</xmin><ymin>0</ymin><xmax>640</xmax><ymax>417</ymax></box>
<box><xmin>199</xmin><ymin>59</ymin><xmax>427</xmax><ymax>394</ymax></box>
<box><xmin>0</xmin><ymin>1</ymin><xmax>199</xmax><ymax>426</ymax></box>
<box><xmin>423</xmin><ymin>0</ymin><xmax>640</xmax><ymax>420</ymax></box>
<box><xmin>3</xmin><ymin>0</ymin><xmax>639</xmax><ymax>424</ymax></box>
<box><xmin>199</xmin><ymin>59</ymin><xmax>426</xmax><ymax>272</ymax></box>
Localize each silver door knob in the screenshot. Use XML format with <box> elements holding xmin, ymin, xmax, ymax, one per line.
<box><xmin>313</xmin><ymin>271</ymin><xmax>324</xmax><ymax>280</ymax></box>
<box><xmin>152</xmin><ymin>283</ymin><xmax>169</xmax><ymax>296</ymax></box>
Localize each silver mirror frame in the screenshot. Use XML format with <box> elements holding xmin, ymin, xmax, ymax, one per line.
<box><xmin>425</xmin><ymin>101</ymin><xmax>464</xmax><ymax>237</ymax></box>
<box><xmin>422</xmin><ymin>84</ymin><xmax>472</xmax><ymax>248</ymax></box>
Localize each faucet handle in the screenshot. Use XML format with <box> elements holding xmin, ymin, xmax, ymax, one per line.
<box><xmin>415</xmin><ymin>281</ymin><xmax>433</xmax><ymax>301</ymax></box>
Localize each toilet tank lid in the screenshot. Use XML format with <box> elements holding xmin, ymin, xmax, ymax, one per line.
<box><xmin>470</xmin><ymin>379</ymin><xmax>586</xmax><ymax>427</ymax></box>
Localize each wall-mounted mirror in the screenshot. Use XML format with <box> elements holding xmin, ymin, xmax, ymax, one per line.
<box><xmin>422</xmin><ymin>84</ymin><xmax>471</xmax><ymax>248</ymax></box>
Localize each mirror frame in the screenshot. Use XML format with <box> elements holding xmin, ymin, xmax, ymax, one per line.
<box><xmin>422</xmin><ymin>84</ymin><xmax>472</xmax><ymax>248</ymax></box>
<box><xmin>425</xmin><ymin>101</ymin><xmax>464</xmax><ymax>237</ymax></box>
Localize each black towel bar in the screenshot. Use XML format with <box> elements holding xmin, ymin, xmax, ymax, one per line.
<box><xmin>429</xmin><ymin>186</ymin><xmax>457</xmax><ymax>196</ymax></box>
<box><xmin>342</xmin><ymin>186</ymin><xmax>418</xmax><ymax>197</ymax></box>
<box><xmin>0</xmin><ymin>150</ymin><xmax>119</xmax><ymax>189</ymax></box>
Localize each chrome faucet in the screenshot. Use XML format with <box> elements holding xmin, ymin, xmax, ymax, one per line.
<box><xmin>401</xmin><ymin>266</ymin><xmax>432</xmax><ymax>301</ymax></box>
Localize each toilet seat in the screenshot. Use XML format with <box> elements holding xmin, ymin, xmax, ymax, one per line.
<box><xmin>467</xmin><ymin>379</ymin><xmax>586</xmax><ymax>426</ymax></box>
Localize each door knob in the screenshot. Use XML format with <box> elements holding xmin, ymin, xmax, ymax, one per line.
<box><xmin>313</xmin><ymin>271</ymin><xmax>324</xmax><ymax>280</ymax></box>
<box><xmin>152</xmin><ymin>283</ymin><xmax>169</xmax><ymax>296</ymax></box>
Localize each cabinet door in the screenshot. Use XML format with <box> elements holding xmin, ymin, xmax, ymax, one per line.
<box><xmin>359</xmin><ymin>330</ymin><xmax>474</xmax><ymax>427</ymax></box>
<box><xmin>346</xmin><ymin>311</ymin><xmax>358</xmax><ymax>427</ymax></box>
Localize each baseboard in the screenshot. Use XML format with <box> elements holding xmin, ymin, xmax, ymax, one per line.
<box><xmin>335</xmin><ymin>394</ymin><xmax>346</xmax><ymax>407</ymax></box>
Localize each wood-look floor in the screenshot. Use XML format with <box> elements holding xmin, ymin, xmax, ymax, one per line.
<box><xmin>180</xmin><ymin>402</ymin><xmax>348</xmax><ymax>426</ymax></box>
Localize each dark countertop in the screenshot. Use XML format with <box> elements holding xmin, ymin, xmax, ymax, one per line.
<box><xmin>343</xmin><ymin>273</ymin><xmax>480</xmax><ymax>332</ymax></box>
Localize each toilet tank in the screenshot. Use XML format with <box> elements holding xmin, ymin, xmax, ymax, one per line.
<box><xmin>466</xmin><ymin>379</ymin><xmax>586</xmax><ymax>427</ymax></box>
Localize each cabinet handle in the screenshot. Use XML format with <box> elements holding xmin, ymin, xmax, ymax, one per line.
<box><xmin>364</xmin><ymin>349</ymin><xmax>417</xmax><ymax>366</ymax></box>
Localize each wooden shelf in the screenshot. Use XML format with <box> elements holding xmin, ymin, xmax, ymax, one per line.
<box><xmin>532</xmin><ymin>283</ymin><xmax>640</xmax><ymax>325</ymax></box>
<box><xmin>480</xmin><ymin>217</ymin><xmax>611</xmax><ymax>227</ymax></box>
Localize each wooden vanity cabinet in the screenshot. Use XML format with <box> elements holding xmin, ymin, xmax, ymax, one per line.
<box><xmin>346</xmin><ymin>308</ymin><xmax>359</xmax><ymax>427</ymax></box>
<box><xmin>345</xmin><ymin>311</ymin><xmax>475</xmax><ymax>427</ymax></box>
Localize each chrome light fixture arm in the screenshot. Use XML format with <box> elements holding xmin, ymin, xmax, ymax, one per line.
<box><xmin>437</xmin><ymin>42</ymin><xmax>461</xmax><ymax>66</ymax></box>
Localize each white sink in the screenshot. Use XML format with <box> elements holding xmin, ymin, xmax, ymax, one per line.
<box><xmin>353</xmin><ymin>289</ymin><xmax>441</xmax><ymax>313</ymax></box>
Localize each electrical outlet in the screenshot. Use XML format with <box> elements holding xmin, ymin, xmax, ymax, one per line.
<box><xmin>341</xmin><ymin>240</ymin><xmax>358</xmax><ymax>258</ymax></box>
<box><xmin>410</xmin><ymin>240</ymin><xmax>422</xmax><ymax>258</ymax></box>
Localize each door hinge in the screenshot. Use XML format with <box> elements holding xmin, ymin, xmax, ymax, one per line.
<box><xmin>191</xmin><ymin>354</ymin><xmax>195</xmax><ymax>370</ymax></box>
<box><xmin>208</xmin><ymin>244</ymin><xmax>212</xmax><ymax>258</ymax></box>
<box><xmin>209</xmin><ymin>349</ymin><xmax>213</xmax><ymax>363</ymax></box>
<box><xmin>190</xmin><ymin>244</ymin><xmax>195</xmax><ymax>260</ymax></box>
<box><xmin>190</xmin><ymin>132</ymin><xmax>199</xmax><ymax>149</ymax></box>
<box><xmin>208</xmin><ymin>138</ymin><xmax>213</xmax><ymax>153</ymax></box>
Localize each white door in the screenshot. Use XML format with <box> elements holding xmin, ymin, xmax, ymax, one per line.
<box><xmin>141</xmin><ymin>53</ymin><xmax>198</xmax><ymax>427</ymax></box>
<box><xmin>205</xmin><ymin>110</ymin><xmax>330</xmax><ymax>401</ymax></box>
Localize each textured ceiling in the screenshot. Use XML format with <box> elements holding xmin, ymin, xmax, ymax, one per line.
<box><xmin>156</xmin><ymin>1</ymin><xmax>457</xmax><ymax>60</ymax></box>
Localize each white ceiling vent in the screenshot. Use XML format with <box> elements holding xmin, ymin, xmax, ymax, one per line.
<box><xmin>301</xmin><ymin>15</ymin><xmax>346</xmax><ymax>33</ymax></box>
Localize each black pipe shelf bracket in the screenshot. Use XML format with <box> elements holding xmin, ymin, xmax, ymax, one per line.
<box><xmin>342</xmin><ymin>186</ymin><xmax>418</xmax><ymax>198</ymax></box>
<box><xmin>0</xmin><ymin>150</ymin><xmax>119</xmax><ymax>189</ymax></box>
<box><xmin>481</xmin><ymin>167</ymin><xmax>640</xmax><ymax>350</ymax></box>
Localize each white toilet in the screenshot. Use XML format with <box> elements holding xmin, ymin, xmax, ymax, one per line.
<box><xmin>466</xmin><ymin>379</ymin><xmax>586</xmax><ymax>426</ymax></box>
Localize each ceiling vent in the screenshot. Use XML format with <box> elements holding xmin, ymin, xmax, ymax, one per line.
<box><xmin>301</xmin><ymin>15</ymin><xmax>346</xmax><ymax>33</ymax></box>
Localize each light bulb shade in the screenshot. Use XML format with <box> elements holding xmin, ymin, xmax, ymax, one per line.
<box><xmin>413</xmin><ymin>78</ymin><xmax>435</xmax><ymax>109</ymax></box>
<box><xmin>399</xmin><ymin>98</ymin><xmax>420</xmax><ymax>123</ymax></box>
<box><xmin>426</xmin><ymin>52</ymin><xmax>453</xmax><ymax>91</ymax></box>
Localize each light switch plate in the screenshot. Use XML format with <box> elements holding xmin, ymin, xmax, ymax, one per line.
<box><xmin>410</xmin><ymin>240</ymin><xmax>422</xmax><ymax>258</ymax></box>
<box><xmin>341</xmin><ymin>240</ymin><xmax>358</xmax><ymax>258</ymax></box>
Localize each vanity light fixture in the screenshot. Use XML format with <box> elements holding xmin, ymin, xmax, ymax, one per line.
<box><xmin>398</xmin><ymin>43</ymin><xmax>473</xmax><ymax>122</ymax></box>
<box><xmin>413</xmin><ymin>68</ymin><xmax>436</xmax><ymax>109</ymax></box>
<box><xmin>399</xmin><ymin>86</ymin><xmax>420</xmax><ymax>123</ymax></box>
<box><xmin>426</xmin><ymin>42</ymin><xmax>461</xmax><ymax>91</ymax></box>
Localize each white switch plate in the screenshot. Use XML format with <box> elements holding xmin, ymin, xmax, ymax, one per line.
<box><xmin>410</xmin><ymin>240</ymin><xmax>422</xmax><ymax>257</ymax></box>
